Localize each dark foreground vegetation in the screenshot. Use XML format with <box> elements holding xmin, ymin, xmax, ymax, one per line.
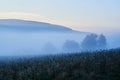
<box><xmin>0</xmin><ymin>49</ymin><xmax>120</xmax><ymax>80</ymax></box>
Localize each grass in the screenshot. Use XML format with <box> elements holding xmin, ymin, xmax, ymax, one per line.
<box><xmin>0</xmin><ymin>49</ymin><xmax>120</xmax><ymax>80</ymax></box>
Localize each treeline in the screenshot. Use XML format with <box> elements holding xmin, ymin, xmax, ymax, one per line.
<box><xmin>41</xmin><ymin>34</ymin><xmax>107</xmax><ymax>53</ymax></box>
<box><xmin>0</xmin><ymin>48</ymin><xmax>120</xmax><ymax>80</ymax></box>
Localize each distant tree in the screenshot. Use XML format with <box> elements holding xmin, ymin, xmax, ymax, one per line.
<box><xmin>62</xmin><ymin>40</ymin><xmax>80</xmax><ymax>52</ymax></box>
<box><xmin>97</xmin><ymin>34</ymin><xmax>107</xmax><ymax>49</ymax></box>
<box><xmin>81</xmin><ymin>34</ymin><xmax>98</xmax><ymax>50</ymax></box>
<box><xmin>41</xmin><ymin>42</ymin><xmax>58</xmax><ymax>54</ymax></box>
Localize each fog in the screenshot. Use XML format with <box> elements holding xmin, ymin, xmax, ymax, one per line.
<box><xmin>0</xmin><ymin>30</ymin><xmax>120</xmax><ymax>57</ymax></box>
<box><xmin>0</xmin><ymin>31</ymin><xmax>86</xmax><ymax>56</ymax></box>
<box><xmin>106</xmin><ymin>33</ymin><xmax>120</xmax><ymax>49</ymax></box>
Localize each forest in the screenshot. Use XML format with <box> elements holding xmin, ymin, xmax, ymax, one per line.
<box><xmin>0</xmin><ymin>48</ymin><xmax>120</xmax><ymax>80</ymax></box>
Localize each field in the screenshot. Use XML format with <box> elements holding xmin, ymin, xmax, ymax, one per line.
<box><xmin>0</xmin><ymin>49</ymin><xmax>120</xmax><ymax>80</ymax></box>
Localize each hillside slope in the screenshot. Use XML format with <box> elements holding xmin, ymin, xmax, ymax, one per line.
<box><xmin>0</xmin><ymin>19</ymin><xmax>74</xmax><ymax>32</ymax></box>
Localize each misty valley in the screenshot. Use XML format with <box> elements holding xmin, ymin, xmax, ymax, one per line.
<box><xmin>0</xmin><ymin>19</ymin><xmax>119</xmax><ymax>56</ymax></box>
<box><xmin>0</xmin><ymin>0</ymin><xmax>120</xmax><ymax>80</ymax></box>
<box><xmin>0</xmin><ymin>19</ymin><xmax>120</xmax><ymax>80</ymax></box>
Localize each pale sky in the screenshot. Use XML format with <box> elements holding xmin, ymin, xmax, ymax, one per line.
<box><xmin>0</xmin><ymin>0</ymin><xmax>120</xmax><ymax>33</ymax></box>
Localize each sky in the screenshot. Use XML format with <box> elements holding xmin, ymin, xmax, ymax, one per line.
<box><xmin>0</xmin><ymin>0</ymin><xmax>120</xmax><ymax>33</ymax></box>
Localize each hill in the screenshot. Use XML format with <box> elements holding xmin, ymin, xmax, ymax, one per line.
<box><xmin>0</xmin><ymin>19</ymin><xmax>74</xmax><ymax>32</ymax></box>
<box><xmin>0</xmin><ymin>48</ymin><xmax>120</xmax><ymax>80</ymax></box>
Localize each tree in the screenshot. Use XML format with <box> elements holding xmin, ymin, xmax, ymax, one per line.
<box><xmin>81</xmin><ymin>34</ymin><xmax>98</xmax><ymax>51</ymax></box>
<box><xmin>41</xmin><ymin>42</ymin><xmax>58</xmax><ymax>54</ymax></box>
<box><xmin>97</xmin><ymin>34</ymin><xmax>107</xmax><ymax>49</ymax></box>
<box><xmin>62</xmin><ymin>40</ymin><xmax>80</xmax><ymax>52</ymax></box>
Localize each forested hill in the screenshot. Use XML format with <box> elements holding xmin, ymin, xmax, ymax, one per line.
<box><xmin>0</xmin><ymin>48</ymin><xmax>120</xmax><ymax>80</ymax></box>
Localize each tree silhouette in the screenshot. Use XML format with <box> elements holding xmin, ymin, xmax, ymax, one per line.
<box><xmin>81</xmin><ymin>34</ymin><xmax>98</xmax><ymax>51</ymax></box>
<box><xmin>81</xmin><ymin>34</ymin><xmax>107</xmax><ymax>51</ymax></box>
<box><xmin>97</xmin><ymin>34</ymin><xmax>107</xmax><ymax>49</ymax></box>
<box><xmin>41</xmin><ymin>42</ymin><xmax>58</xmax><ymax>54</ymax></box>
<box><xmin>62</xmin><ymin>40</ymin><xmax>80</xmax><ymax>52</ymax></box>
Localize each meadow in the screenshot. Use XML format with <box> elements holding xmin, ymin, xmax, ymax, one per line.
<box><xmin>0</xmin><ymin>48</ymin><xmax>120</xmax><ymax>80</ymax></box>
